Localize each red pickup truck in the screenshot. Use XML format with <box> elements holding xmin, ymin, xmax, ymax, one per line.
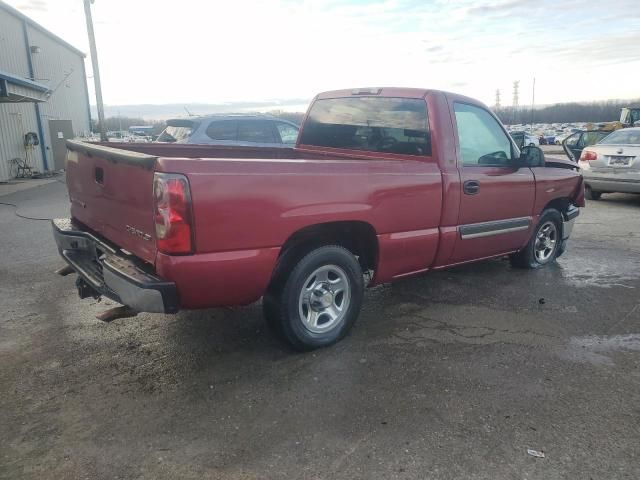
<box><xmin>53</xmin><ymin>87</ymin><xmax>583</xmax><ymax>350</ymax></box>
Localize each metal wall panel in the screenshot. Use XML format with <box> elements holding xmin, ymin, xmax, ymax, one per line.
<box><xmin>0</xmin><ymin>7</ymin><xmax>90</xmax><ymax>181</ymax></box>
<box><xmin>0</xmin><ymin>11</ymin><xmax>30</xmax><ymax>76</ymax></box>
<box><xmin>28</xmin><ymin>26</ymin><xmax>91</xmax><ymax>137</ymax></box>
<box><xmin>0</xmin><ymin>102</ymin><xmax>42</xmax><ymax>180</ymax></box>
<box><xmin>27</xmin><ymin>27</ymin><xmax>90</xmax><ymax>173</ymax></box>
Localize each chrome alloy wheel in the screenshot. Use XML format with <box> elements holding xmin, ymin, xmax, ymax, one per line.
<box><xmin>298</xmin><ymin>265</ymin><xmax>351</xmax><ymax>334</ymax></box>
<box><xmin>534</xmin><ymin>221</ymin><xmax>558</xmax><ymax>263</ymax></box>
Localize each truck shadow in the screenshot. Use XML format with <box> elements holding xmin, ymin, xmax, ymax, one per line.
<box><xmin>160</xmin><ymin>256</ymin><xmax>578</xmax><ymax>365</ymax></box>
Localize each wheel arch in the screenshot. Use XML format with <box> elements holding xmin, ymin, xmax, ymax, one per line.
<box><xmin>541</xmin><ymin>197</ymin><xmax>571</xmax><ymax>219</ymax></box>
<box><xmin>269</xmin><ymin>220</ymin><xmax>379</xmax><ymax>289</ymax></box>
<box><xmin>539</xmin><ymin>197</ymin><xmax>572</xmax><ymax>239</ymax></box>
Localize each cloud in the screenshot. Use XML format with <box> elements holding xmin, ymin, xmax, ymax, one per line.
<box><xmin>424</xmin><ymin>44</ymin><xmax>444</xmax><ymax>53</ymax></box>
<box><xmin>5</xmin><ymin>0</ymin><xmax>639</xmax><ymax>105</ymax></box>
<box><xmin>15</xmin><ymin>0</ymin><xmax>47</xmax><ymax>11</ymax></box>
<box><xmin>465</xmin><ymin>0</ymin><xmax>533</xmax><ymax>16</ymax></box>
<box><xmin>543</xmin><ymin>32</ymin><xmax>640</xmax><ymax>66</ymax></box>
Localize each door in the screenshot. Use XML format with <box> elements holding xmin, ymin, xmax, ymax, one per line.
<box><xmin>563</xmin><ymin>130</ymin><xmax>610</xmax><ymax>161</ymax></box>
<box><xmin>450</xmin><ymin>102</ymin><xmax>535</xmax><ymax>264</ymax></box>
<box><xmin>48</xmin><ymin>120</ymin><xmax>74</xmax><ymax>171</ymax></box>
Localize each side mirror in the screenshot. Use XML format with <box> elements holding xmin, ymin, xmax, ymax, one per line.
<box><xmin>520</xmin><ymin>145</ymin><xmax>545</xmax><ymax>167</ymax></box>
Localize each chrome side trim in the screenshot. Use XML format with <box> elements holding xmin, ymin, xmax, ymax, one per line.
<box><xmin>459</xmin><ymin>217</ymin><xmax>531</xmax><ymax>240</ymax></box>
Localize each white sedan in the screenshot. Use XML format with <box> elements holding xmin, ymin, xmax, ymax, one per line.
<box><xmin>579</xmin><ymin>127</ymin><xmax>640</xmax><ymax>199</ymax></box>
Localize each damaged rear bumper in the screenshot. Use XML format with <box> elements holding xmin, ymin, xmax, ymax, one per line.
<box><xmin>52</xmin><ymin>218</ymin><xmax>179</xmax><ymax>313</ymax></box>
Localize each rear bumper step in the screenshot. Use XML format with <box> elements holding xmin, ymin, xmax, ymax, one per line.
<box><xmin>52</xmin><ymin>218</ymin><xmax>179</xmax><ymax>313</ymax></box>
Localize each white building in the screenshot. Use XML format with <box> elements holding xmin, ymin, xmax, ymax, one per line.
<box><xmin>0</xmin><ymin>0</ymin><xmax>91</xmax><ymax>181</ymax></box>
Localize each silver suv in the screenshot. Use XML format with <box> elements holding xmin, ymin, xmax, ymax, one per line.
<box><xmin>156</xmin><ymin>114</ymin><xmax>299</xmax><ymax>148</ymax></box>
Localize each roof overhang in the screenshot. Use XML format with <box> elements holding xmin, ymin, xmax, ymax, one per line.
<box><xmin>0</xmin><ymin>69</ymin><xmax>49</xmax><ymax>103</ymax></box>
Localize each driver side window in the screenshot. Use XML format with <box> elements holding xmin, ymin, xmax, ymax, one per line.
<box><xmin>454</xmin><ymin>103</ymin><xmax>512</xmax><ymax>167</ymax></box>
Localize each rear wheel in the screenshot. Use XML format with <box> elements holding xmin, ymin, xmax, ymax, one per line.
<box><xmin>510</xmin><ymin>209</ymin><xmax>563</xmax><ymax>269</ymax></box>
<box><xmin>585</xmin><ymin>185</ymin><xmax>602</xmax><ymax>200</ymax></box>
<box><xmin>263</xmin><ymin>245</ymin><xmax>364</xmax><ymax>351</ymax></box>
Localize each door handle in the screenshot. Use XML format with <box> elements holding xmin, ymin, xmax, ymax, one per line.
<box><xmin>463</xmin><ymin>180</ymin><xmax>480</xmax><ymax>195</ymax></box>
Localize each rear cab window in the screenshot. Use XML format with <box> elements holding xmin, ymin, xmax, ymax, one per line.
<box><xmin>299</xmin><ymin>96</ymin><xmax>431</xmax><ymax>156</ymax></box>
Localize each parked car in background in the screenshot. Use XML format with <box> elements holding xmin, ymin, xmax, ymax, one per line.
<box><xmin>542</xmin><ymin>132</ymin><xmax>556</xmax><ymax>145</ymax></box>
<box><xmin>156</xmin><ymin>114</ymin><xmax>300</xmax><ymax>147</ymax></box>
<box><xmin>562</xmin><ymin>130</ymin><xmax>610</xmax><ymax>162</ymax></box>
<box><xmin>578</xmin><ymin>127</ymin><xmax>640</xmax><ymax>199</ymax></box>
<box><xmin>509</xmin><ymin>130</ymin><xmax>539</xmax><ymax>148</ymax></box>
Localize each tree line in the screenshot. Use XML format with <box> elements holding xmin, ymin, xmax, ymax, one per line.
<box><xmin>495</xmin><ymin>98</ymin><xmax>640</xmax><ymax>125</ymax></box>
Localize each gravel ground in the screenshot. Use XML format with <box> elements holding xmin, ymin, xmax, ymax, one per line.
<box><xmin>1</xmin><ymin>181</ymin><xmax>639</xmax><ymax>480</ymax></box>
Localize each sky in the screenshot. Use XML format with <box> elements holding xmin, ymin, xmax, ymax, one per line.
<box><xmin>6</xmin><ymin>0</ymin><xmax>640</xmax><ymax>112</ymax></box>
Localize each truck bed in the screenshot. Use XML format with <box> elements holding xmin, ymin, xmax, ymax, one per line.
<box><xmin>65</xmin><ymin>139</ymin><xmax>444</xmax><ymax>303</ymax></box>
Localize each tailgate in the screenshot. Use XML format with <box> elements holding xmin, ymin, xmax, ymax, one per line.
<box><xmin>65</xmin><ymin>140</ymin><xmax>158</xmax><ymax>264</ymax></box>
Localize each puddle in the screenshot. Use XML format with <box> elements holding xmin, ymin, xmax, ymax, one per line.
<box><xmin>557</xmin><ymin>255</ymin><xmax>640</xmax><ymax>289</ymax></box>
<box><xmin>381</xmin><ymin>303</ymin><xmax>564</xmax><ymax>348</ymax></box>
<box><xmin>560</xmin><ymin>334</ymin><xmax>640</xmax><ymax>366</ymax></box>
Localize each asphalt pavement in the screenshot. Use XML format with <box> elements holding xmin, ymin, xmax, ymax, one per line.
<box><xmin>1</xmin><ymin>180</ymin><xmax>639</xmax><ymax>479</ymax></box>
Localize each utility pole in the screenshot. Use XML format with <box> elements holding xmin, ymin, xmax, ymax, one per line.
<box><xmin>495</xmin><ymin>89</ymin><xmax>501</xmax><ymax>110</ymax></box>
<box><xmin>83</xmin><ymin>0</ymin><xmax>107</xmax><ymax>141</ymax></box>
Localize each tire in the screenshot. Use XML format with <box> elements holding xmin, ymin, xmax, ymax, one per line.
<box><xmin>510</xmin><ymin>209</ymin><xmax>563</xmax><ymax>269</ymax></box>
<box><xmin>263</xmin><ymin>245</ymin><xmax>364</xmax><ymax>351</ymax></box>
<box><xmin>585</xmin><ymin>186</ymin><xmax>602</xmax><ymax>201</ymax></box>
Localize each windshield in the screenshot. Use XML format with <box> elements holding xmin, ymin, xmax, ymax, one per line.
<box><xmin>156</xmin><ymin>124</ymin><xmax>195</xmax><ymax>143</ymax></box>
<box><xmin>299</xmin><ymin>97</ymin><xmax>430</xmax><ymax>156</ymax></box>
<box><xmin>599</xmin><ymin>129</ymin><xmax>640</xmax><ymax>145</ymax></box>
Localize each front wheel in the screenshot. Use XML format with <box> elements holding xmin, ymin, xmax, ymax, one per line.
<box><xmin>263</xmin><ymin>245</ymin><xmax>364</xmax><ymax>351</ymax></box>
<box><xmin>510</xmin><ymin>209</ymin><xmax>563</xmax><ymax>269</ymax></box>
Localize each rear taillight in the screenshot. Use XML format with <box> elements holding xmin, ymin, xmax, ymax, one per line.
<box><xmin>580</xmin><ymin>150</ymin><xmax>598</xmax><ymax>161</ymax></box>
<box><xmin>153</xmin><ymin>173</ymin><xmax>194</xmax><ymax>254</ymax></box>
